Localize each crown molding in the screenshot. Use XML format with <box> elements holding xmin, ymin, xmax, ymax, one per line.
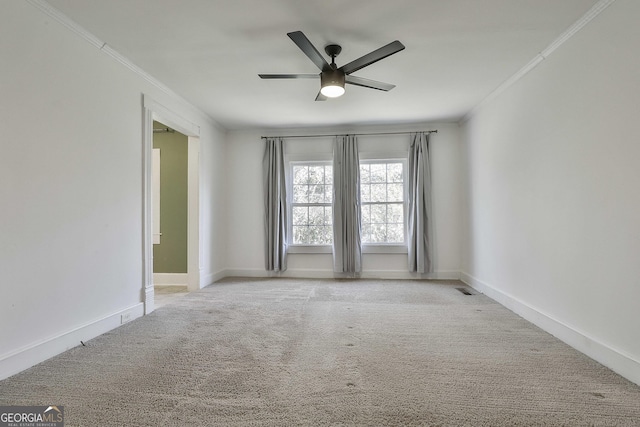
<box><xmin>25</xmin><ymin>0</ymin><xmax>223</xmax><ymax>130</ymax></box>
<box><xmin>26</xmin><ymin>0</ymin><xmax>174</xmax><ymax>96</ymax></box>
<box><xmin>25</xmin><ymin>0</ymin><xmax>104</xmax><ymax>48</ymax></box>
<box><xmin>461</xmin><ymin>0</ymin><xmax>616</xmax><ymax>123</ymax></box>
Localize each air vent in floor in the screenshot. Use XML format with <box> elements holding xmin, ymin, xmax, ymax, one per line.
<box><xmin>456</xmin><ymin>287</ymin><xmax>474</xmax><ymax>295</ymax></box>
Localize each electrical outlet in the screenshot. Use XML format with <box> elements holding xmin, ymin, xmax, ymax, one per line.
<box><xmin>121</xmin><ymin>312</ymin><xmax>133</xmax><ymax>324</ymax></box>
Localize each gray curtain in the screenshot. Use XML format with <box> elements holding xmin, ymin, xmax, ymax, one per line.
<box><xmin>333</xmin><ymin>135</ymin><xmax>362</xmax><ymax>273</ymax></box>
<box><xmin>263</xmin><ymin>138</ymin><xmax>287</xmax><ymax>271</ymax></box>
<box><xmin>407</xmin><ymin>132</ymin><xmax>433</xmax><ymax>273</ymax></box>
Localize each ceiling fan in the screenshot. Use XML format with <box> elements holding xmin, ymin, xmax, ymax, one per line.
<box><xmin>259</xmin><ymin>31</ymin><xmax>405</xmax><ymax>101</ymax></box>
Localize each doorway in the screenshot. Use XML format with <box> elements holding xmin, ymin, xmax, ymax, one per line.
<box><xmin>152</xmin><ymin>122</ymin><xmax>189</xmax><ymax>307</ymax></box>
<box><xmin>143</xmin><ymin>96</ymin><xmax>200</xmax><ymax>314</ymax></box>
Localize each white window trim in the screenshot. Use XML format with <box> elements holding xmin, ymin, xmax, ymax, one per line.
<box><xmin>359</xmin><ymin>150</ymin><xmax>408</xmax><ymax>161</ymax></box>
<box><xmin>359</xmin><ymin>153</ymin><xmax>409</xmax><ymax>253</ymax></box>
<box><xmin>284</xmin><ymin>151</ymin><xmax>410</xmax><ymax>255</ymax></box>
<box><xmin>286</xmin><ymin>154</ymin><xmax>333</xmax><ymax>253</ymax></box>
<box><xmin>288</xmin><ymin>245</ymin><xmax>333</xmax><ymax>254</ymax></box>
<box><xmin>362</xmin><ymin>244</ymin><xmax>408</xmax><ymax>254</ymax></box>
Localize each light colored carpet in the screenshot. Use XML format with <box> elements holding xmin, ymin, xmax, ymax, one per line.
<box><xmin>2</xmin><ymin>278</ymin><xmax>639</xmax><ymax>426</ymax></box>
<box><xmin>154</xmin><ymin>285</ymin><xmax>189</xmax><ymax>309</ymax></box>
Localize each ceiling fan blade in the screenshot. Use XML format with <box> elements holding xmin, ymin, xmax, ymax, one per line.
<box><xmin>259</xmin><ymin>74</ymin><xmax>319</xmax><ymax>79</ymax></box>
<box><xmin>340</xmin><ymin>40</ymin><xmax>405</xmax><ymax>75</ymax></box>
<box><xmin>345</xmin><ymin>75</ymin><xmax>395</xmax><ymax>91</ymax></box>
<box><xmin>287</xmin><ymin>31</ymin><xmax>330</xmax><ymax>71</ymax></box>
<box><xmin>315</xmin><ymin>91</ymin><xmax>328</xmax><ymax>101</ymax></box>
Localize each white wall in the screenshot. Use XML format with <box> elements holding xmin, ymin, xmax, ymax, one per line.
<box><xmin>225</xmin><ymin>123</ymin><xmax>463</xmax><ymax>279</ymax></box>
<box><xmin>0</xmin><ymin>2</ymin><xmax>226</xmax><ymax>379</ymax></box>
<box><xmin>461</xmin><ymin>0</ymin><xmax>640</xmax><ymax>384</ymax></box>
<box><xmin>197</xmin><ymin>120</ymin><xmax>228</xmax><ymax>286</ymax></box>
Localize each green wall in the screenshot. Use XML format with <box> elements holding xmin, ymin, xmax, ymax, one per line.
<box><xmin>153</xmin><ymin>121</ymin><xmax>188</xmax><ymax>273</ymax></box>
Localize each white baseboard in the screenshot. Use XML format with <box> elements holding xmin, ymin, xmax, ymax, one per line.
<box><xmin>201</xmin><ymin>269</ymin><xmax>227</xmax><ymax>288</ymax></box>
<box><xmin>460</xmin><ymin>272</ymin><xmax>640</xmax><ymax>387</ymax></box>
<box><xmin>362</xmin><ymin>270</ymin><xmax>461</xmax><ymax>280</ymax></box>
<box><xmin>220</xmin><ymin>268</ymin><xmax>461</xmax><ymax>281</ymax></box>
<box><xmin>0</xmin><ymin>303</ymin><xmax>144</xmax><ymax>381</ymax></box>
<box><xmin>144</xmin><ymin>286</ymin><xmax>155</xmax><ymax>314</ymax></box>
<box><xmin>153</xmin><ymin>273</ymin><xmax>187</xmax><ymax>286</ymax></box>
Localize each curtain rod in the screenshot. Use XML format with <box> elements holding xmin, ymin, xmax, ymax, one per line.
<box><xmin>261</xmin><ymin>130</ymin><xmax>437</xmax><ymax>140</ymax></box>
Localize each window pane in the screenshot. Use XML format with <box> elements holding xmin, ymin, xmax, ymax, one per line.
<box><xmin>387</xmin><ymin>183</ymin><xmax>403</xmax><ymax>202</ymax></box>
<box><xmin>292</xmin><ymin>206</ymin><xmax>308</xmax><ymax>226</ymax></box>
<box><xmin>308</xmin><ymin>184</ymin><xmax>324</xmax><ymax>203</ymax></box>
<box><xmin>360</xmin><ymin>164</ymin><xmax>370</xmax><ymax>184</ymax></box>
<box><xmin>362</xmin><ymin>223</ymin><xmax>372</xmax><ymax>243</ymax></box>
<box><xmin>387</xmin><ymin>224</ymin><xmax>404</xmax><ymax>243</ymax></box>
<box><xmin>318</xmin><ymin>226</ymin><xmax>332</xmax><ymax>244</ymax></box>
<box><xmin>308</xmin><ymin>206</ymin><xmax>325</xmax><ymax>225</ymax></box>
<box><xmin>388</xmin><ymin>163</ymin><xmax>403</xmax><ymax>182</ymax></box>
<box><xmin>293</xmin><ymin>226</ymin><xmax>308</xmax><ymax>244</ymax></box>
<box><xmin>321</xmin><ymin>184</ymin><xmax>331</xmax><ymax>203</ymax></box>
<box><xmin>388</xmin><ymin>203</ymin><xmax>404</xmax><ymax>223</ymax></box>
<box><xmin>324</xmin><ymin>206</ymin><xmax>333</xmax><ymax>225</ymax></box>
<box><xmin>308</xmin><ymin>166</ymin><xmax>324</xmax><ymax>184</ymax></box>
<box><xmin>293</xmin><ymin>184</ymin><xmax>308</xmax><ymax>203</ymax></box>
<box><xmin>371</xmin><ymin>184</ymin><xmax>387</xmax><ymax>202</ymax></box>
<box><xmin>324</xmin><ymin>165</ymin><xmax>333</xmax><ymax>184</ymax></box>
<box><xmin>371</xmin><ymin>223</ymin><xmax>386</xmax><ymax>243</ymax></box>
<box><xmin>361</xmin><ymin>183</ymin><xmax>371</xmax><ymax>203</ymax></box>
<box><xmin>371</xmin><ymin>204</ymin><xmax>386</xmax><ymax>224</ymax></box>
<box><xmin>293</xmin><ymin>166</ymin><xmax>309</xmax><ymax>185</ymax></box>
<box><xmin>370</xmin><ymin>164</ymin><xmax>386</xmax><ymax>182</ymax></box>
<box><xmin>361</xmin><ymin>205</ymin><xmax>371</xmax><ymax>224</ymax></box>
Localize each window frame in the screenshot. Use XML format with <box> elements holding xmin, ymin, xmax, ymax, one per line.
<box><xmin>359</xmin><ymin>151</ymin><xmax>409</xmax><ymax>254</ymax></box>
<box><xmin>286</xmin><ymin>153</ymin><xmax>333</xmax><ymax>254</ymax></box>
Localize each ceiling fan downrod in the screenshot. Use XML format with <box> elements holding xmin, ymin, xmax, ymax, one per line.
<box><xmin>324</xmin><ymin>44</ymin><xmax>342</xmax><ymax>69</ymax></box>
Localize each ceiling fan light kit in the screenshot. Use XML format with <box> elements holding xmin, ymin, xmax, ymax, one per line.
<box><xmin>320</xmin><ymin>69</ymin><xmax>345</xmax><ymax>98</ymax></box>
<box><xmin>259</xmin><ymin>31</ymin><xmax>405</xmax><ymax>101</ymax></box>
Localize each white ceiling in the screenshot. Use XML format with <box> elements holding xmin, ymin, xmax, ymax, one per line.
<box><xmin>45</xmin><ymin>0</ymin><xmax>599</xmax><ymax>130</ymax></box>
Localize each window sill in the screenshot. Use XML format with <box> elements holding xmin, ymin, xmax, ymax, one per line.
<box><xmin>362</xmin><ymin>244</ymin><xmax>408</xmax><ymax>254</ymax></box>
<box><xmin>288</xmin><ymin>245</ymin><xmax>332</xmax><ymax>254</ymax></box>
<box><xmin>287</xmin><ymin>244</ymin><xmax>408</xmax><ymax>255</ymax></box>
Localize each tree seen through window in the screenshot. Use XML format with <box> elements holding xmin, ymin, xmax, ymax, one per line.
<box><xmin>360</xmin><ymin>161</ymin><xmax>405</xmax><ymax>243</ymax></box>
<box><xmin>291</xmin><ymin>163</ymin><xmax>333</xmax><ymax>244</ymax></box>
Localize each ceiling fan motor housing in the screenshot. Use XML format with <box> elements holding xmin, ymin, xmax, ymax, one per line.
<box><xmin>321</xmin><ymin>68</ymin><xmax>345</xmax><ymax>88</ymax></box>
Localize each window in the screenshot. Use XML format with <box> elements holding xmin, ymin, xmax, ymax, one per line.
<box><xmin>360</xmin><ymin>160</ymin><xmax>405</xmax><ymax>244</ymax></box>
<box><xmin>287</xmin><ymin>155</ymin><xmax>406</xmax><ymax>251</ymax></box>
<box><xmin>290</xmin><ymin>162</ymin><xmax>333</xmax><ymax>245</ymax></box>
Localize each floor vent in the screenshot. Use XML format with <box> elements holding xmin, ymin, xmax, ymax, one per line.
<box><xmin>456</xmin><ymin>287</ymin><xmax>474</xmax><ymax>296</ymax></box>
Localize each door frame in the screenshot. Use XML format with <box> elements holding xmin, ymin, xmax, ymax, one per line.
<box><xmin>142</xmin><ymin>95</ymin><xmax>200</xmax><ymax>314</ymax></box>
